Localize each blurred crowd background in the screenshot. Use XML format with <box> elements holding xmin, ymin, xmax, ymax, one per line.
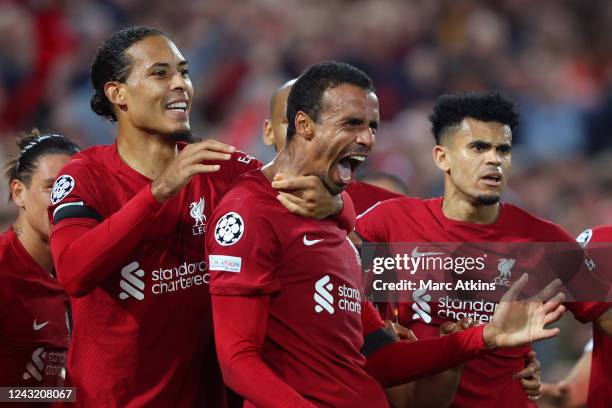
<box><xmin>1</xmin><ymin>0</ymin><xmax>610</xmax><ymax>393</ymax></box>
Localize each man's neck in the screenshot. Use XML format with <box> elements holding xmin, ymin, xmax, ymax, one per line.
<box><xmin>442</xmin><ymin>186</ymin><xmax>500</xmax><ymax>225</ymax></box>
<box><xmin>262</xmin><ymin>142</ymin><xmax>312</xmax><ymax>181</ymax></box>
<box><xmin>14</xmin><ymin>218</ymin><xmax>53</xmax><ymax>272</ymax></box>
<box><xmin>116</xmin><ymin>124</ymin><xmax>176</xmax><ymax>180</ymax></box>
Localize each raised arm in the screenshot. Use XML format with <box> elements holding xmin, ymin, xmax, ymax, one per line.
<box><xmin>51</xmin><ymin>140</ymin><xmax>234</xmax><ymax>297</ymax></box>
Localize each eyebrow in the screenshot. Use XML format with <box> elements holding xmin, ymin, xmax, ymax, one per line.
<box><xmin>468</xmin><ymin>140</ymin><xmax>512</xmax><ymax>148</ymax></box>
<box><xmin>341</xmin><ymin>117</ymin><xmax>379</xmax><ymax>129</ymax></box>
<box><xmin>341</xmin><ymin>117</ymin><xmax>364</xmax><ymax>125</ymax></box>
<box><xmin>148</xmin><ymin>61</ymin><xmax>189</xmax><ymax>70</ymax></box>
<box><xmin>468</xmin><ymin>140</ymin><xmax>492</xmax><ymax>147</ymax></box>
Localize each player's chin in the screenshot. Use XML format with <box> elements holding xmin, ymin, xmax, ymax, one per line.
<box><xmin>162</xmin><ymin>122</ymin><xmax>193</xmax><ymax>142</ymax></box>
<box><xmin>475</xmin><ymin>193</ymin><xmax>501</xmax><ymax>206</ymax></box>
<box><xmin>324</xmin><ymin>174</ymin><xmax>347</xmax><ymax>196</ymax></box>
<box><xmin>168</xmin><ymin>119</ymin><xmax>190</xmax><ymax>132</ymax></box>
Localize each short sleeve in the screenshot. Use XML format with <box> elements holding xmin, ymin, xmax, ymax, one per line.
<box><xmin>355</xmin><ymin>201</ymin><xmax>387</xmax><ymax>243</ymax></box>
<box><xmin>48</xmin><ymin>158</ymin><xmax>103</xmax><ymax>226</ymax></box>
<box><xmin>207</xmin><ymin>196</ymin><xmax>280</xmax><ymax>296</ymax></box>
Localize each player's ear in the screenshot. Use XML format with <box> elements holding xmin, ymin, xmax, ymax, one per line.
<box><xmin>10</xmin><ymin>179</ymin><xmax>26</xmax><ymax>209</ymax></box>
<box><xmin>432</xmin><ymin>144</ymin><xmax>450</xmax><ymax>172</ymax></box>
<box><xmin>263</xmin><ymin>119</ymin><xmax>274</xmax><ymax>146</ymax></box>
<box><xmin>295</xmin><ymin>111</ymin><xmax>315</xmax><ymax>141</ymax></box>
<box><xmin>105</xmin><ymin>81</ymin><xmax>127</xmax><ymax>111</ymax></box>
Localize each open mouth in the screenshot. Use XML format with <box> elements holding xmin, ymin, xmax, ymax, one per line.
<box><xmin>481</xmin><ymin>173</ymin><xmax>502</xmax><ymax>187</ymax></box>
<box><xmin>336</xmin><ymin>154</ymin><xmax>366</xmax><ymax>183</ymax></box>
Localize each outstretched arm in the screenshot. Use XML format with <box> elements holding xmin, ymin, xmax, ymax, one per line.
<box><xmin>366</xmin><ymin>274</ymin><xmax>565</xmax><ymax>387</ymax></box>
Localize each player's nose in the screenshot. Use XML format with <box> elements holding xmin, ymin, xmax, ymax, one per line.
<box><xmin>356</xmin><ymin>128</ymin><xmax>375</xmax><ymax>150</ymax></box>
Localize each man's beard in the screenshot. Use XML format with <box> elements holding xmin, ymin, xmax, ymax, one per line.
<box><xmin>476</xmin><ymin>194</ymin><xmax>500</xmax><ymax>206</ymax></box>
<box><xmin>169</xmin><ymin>130</ymin><xmax>196</xmax><ymax>143</ymax></box>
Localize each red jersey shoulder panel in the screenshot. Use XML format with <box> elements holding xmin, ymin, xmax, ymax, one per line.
<box><xmin>207</xmin><ymin>172</ymin><xmax>281</xmax><ymax>296</ymax></box>
<box><xmin>347</xmin><ymin>181</ymin><xmax>403</xmax><ymax>216</ymax></box>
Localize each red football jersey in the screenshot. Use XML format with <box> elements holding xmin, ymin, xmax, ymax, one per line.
<box><xmin>208</xmin><ymin>170</ymin><xmax>389</xmax><ymax>408</ymax></box>
<box><xmin>576</xmin><ymin>225</ymin><xmax>612</xmax><ymax>407</ymax></box>
<box><xmin>346</xmin><ymin>181</ymin><xmax>402</xmax><ymax>216</ymax></box>
<box><xmin>48</xmin><ymin>144</ymin><xmax>260</xmax><ymax>407</ymax></box>
<box><xmin>0</xmin><ymin>228</ymin><xmax>69</xmax><ymax>389</ymax></box>
<box><xmin>356</xmin><ymin>197</ymin><xmax>606</xmax><ymax>408</ymax></box>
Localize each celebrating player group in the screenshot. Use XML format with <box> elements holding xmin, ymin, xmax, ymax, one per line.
<box><xmin>1</xmin><ymin>26</ymin><xmax>610</xmax><ymax>408</ymax></box>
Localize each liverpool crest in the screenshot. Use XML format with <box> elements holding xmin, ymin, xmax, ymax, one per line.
<box><xmin>190</xmin><ymin>197</ymin><xmax>206</xmax><ymax>235</ymax></box>
<box><xmin>494</xmin><ymin>258</ymin><xmax>515</xmax><ymax>287</ymax></box>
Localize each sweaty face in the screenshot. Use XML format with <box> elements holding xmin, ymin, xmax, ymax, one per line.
<box><xmin>23</xmin><ymin>154</ymin><xmax>72</xmax><ymax>240</ymax></box>
<box><xmin>441</xmin><ymin>118</ymin><xmax>512</xmax><ymax>205</ymax></box>
<box><xmin>307</xmin><ymin>84</ymin><xmax>379</xmax><ymax>195</ymax></box>
<box><xmin>121</xmin><ymin>35</ymin><xmax>193</xmax><ymax>137</ymax></box>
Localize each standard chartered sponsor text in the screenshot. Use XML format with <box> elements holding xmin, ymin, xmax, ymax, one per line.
<box><xmin>438</xmin><ymin>296</ymin><xmax>498</xmax><ymax>323</ymax></box>
<box><xmin>151</xmin><ymin>261</ymin><xmax>210</xmax><ymax>294</ymax></box>
<box><xmin>45</xmin><ymin>352</ymin><xmax>66</xmax><ymax>377</ymax></box>
<box><xmin>338</xmin><ymin>284</ymin><xmax>362</xmax><ymax>313</ymax></box>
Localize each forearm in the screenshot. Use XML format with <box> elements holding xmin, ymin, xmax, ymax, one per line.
<box><xmin>384</xmin><ymin>383</ymin><xmax>415</xmax><ymax>408</ymax></box>
<box><xmin>221</xmin><ymin>350</ymin><xmax>313</xmax><ymax>408</ymax></box>
<box><xmin>212</xmin><ymin>295</ymin><xmax>314</xmax><ymax>408</ymax></box>
<box><xmin>366</xmin><ymin>325</ymin><xmax>483</xmax><ymax>387</ymax></box>
<box><xmin>412</xmin><ymin>367</ymin><xmax>463</xmax><ymax>408</ymax></box>
<box><xmin>384</xmin><ymin>371</ymin><xmax>462</xmax><ymax>408</ymax></box>
<box><xmin>51</xmin><ymin>185</ymin><xmax>162</xmax><ymax>297</ymax></box>
<box><xmin>561</xmin><ymin>351</ymin><xmax>591</xmax><ymax>408</ymax></box>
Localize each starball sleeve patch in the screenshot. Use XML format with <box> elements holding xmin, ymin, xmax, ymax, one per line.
<box><xmin>214</xmin><ymin>212</ymin><xmax>245</xmax><ymax>246</ymax></box>
<box><xmin>50</xmin><ymin>175</ymin><xmax>75</xmax><ymax>205</ymax></box>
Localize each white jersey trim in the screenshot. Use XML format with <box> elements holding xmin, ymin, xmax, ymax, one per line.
<box><xmin>52</xmin><ymin>201</ymin><xmax>84</xmax><ymax>218</ymax></box>
<box><xmin>356</xmin><ymin>201</ymin><xmax>382</xmax><ymax>220</ymax></box>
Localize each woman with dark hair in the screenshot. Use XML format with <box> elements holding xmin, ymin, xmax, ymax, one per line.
<box><xmin>0</xmin><ymin>130</ymin><xmax>79</xmax><ymax>389</ymax></box>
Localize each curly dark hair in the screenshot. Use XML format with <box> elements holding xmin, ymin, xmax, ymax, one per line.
<box><xmin>90</xmin><ymin>26</ymin><xmax>165</xmax><ymax>121</ymax></box>
<box><xmin>286</xmin><ymin>61</ymin><xmax>375</xmax><ymax>141</ymax></box>
<box><xmin>429</xmin><ymin>91</ymin><xmax>519</xmax><ymax>144</ymax></box>
<box><xmin>3</xmin><ymin>129</ymin><xmax>80</xmax><ymax>194</ymax></box>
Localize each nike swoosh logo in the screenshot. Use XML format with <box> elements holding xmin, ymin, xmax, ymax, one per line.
<box><xmin>411</xmin><ymin>246</ymin><xmax>444</xmax><ymax>258</ymax></box>
<box><xmin>303</xmin><ymin>235</ymin><xmax>324</xmax><ymax>246</ymax></box>
<box><xmin>33</xmin><ymin>320</ymin><xmax>49</xmax><ymax>331</ymax></box>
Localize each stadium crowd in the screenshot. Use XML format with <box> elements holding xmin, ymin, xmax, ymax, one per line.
<box><xmin>2</xmin><ymin>0</ymin><xmax>612</xmax><ymax>229</ymax></box>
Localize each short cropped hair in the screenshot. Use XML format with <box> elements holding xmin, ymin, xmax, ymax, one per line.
<box><xmin>429</xmin><ymin>92</ymin><xmax>519</xmax><ymax>144</ymax></box>
<box><xmin>286</xmin><ymin>61</ymin><xmax>374</xmax><ymax>140</ymax></box>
